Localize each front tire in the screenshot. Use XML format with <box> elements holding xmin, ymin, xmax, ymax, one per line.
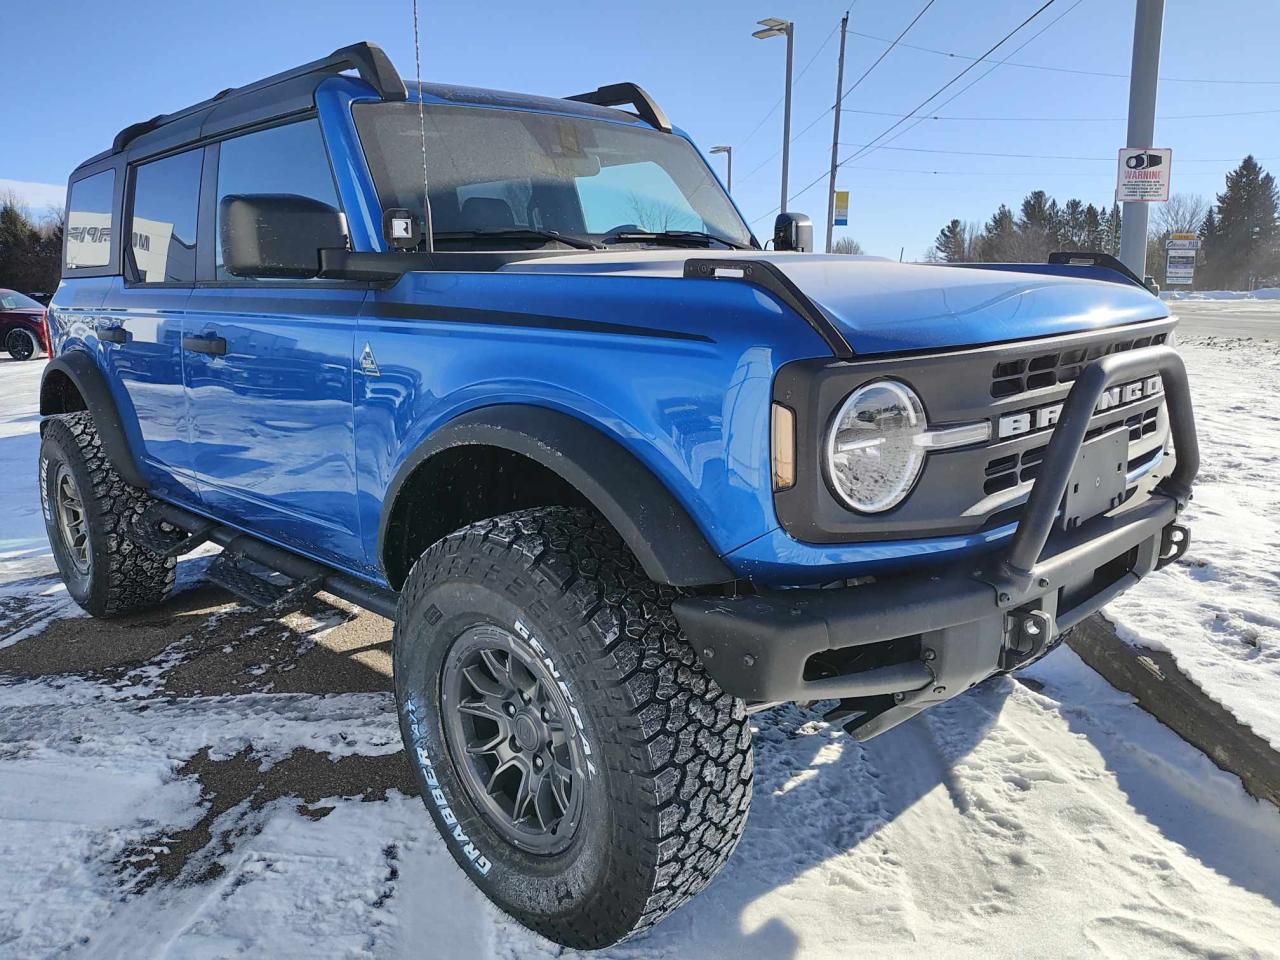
<box><xmin>39</xmin><ymin>412</ymin><xmax>175</xmax><ymax>617</ymax></box>
<box><xmin>6</xmin><ymin>327</ymin><xmax>39</xmax><ymax>361</ymax></box>
<box><xmin>393</xmin><ymin>507</ymin><xmax>753</xmax><ymax>949</ymax></box>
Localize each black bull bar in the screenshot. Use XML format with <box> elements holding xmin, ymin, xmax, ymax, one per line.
<box><xmin>674</xmin><ymin>345</ymin><xmax>1199</xmax><ymax>739</ymax></box>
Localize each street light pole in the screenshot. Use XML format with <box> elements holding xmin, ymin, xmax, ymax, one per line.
<box><xmin>1119</xmin><ymin>0</ymin><xmax>1165</xmax><ymax>278</ymax></box>
<box><xmin>825</xmin><ymin>13</ymin><xmax>849</xmax><ymax>253</ymax></box>
<box><xmin>710</xmin><ymin>145</ymin><xmax>733</xmax><ymax>194</ymax></box>
<box><xmin>753</xmin><ymin>17</ymin><xmax>795</xmax><ymax>215</ymax></box>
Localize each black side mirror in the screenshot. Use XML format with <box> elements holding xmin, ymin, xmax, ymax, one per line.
<box><xmin>773</xmin><ymin>212</ymin><xmax>813</xmax><ymax>253</ymax></box>
<box><xmin>220</xmin><ymin>194</ymin><xmax>346</xmax><ymax>278</ymax></box>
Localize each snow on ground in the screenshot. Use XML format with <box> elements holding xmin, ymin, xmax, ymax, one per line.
<box><xmin>2</xmin><ymin>339</ymin><xmax>1280</xmax><ymax>960</ymax></box>
<box><xmin>1105</xmin><ymin>338</ymin><xmax>1280</xmax><ymax>750</ymax></box>
<box><xmin>1163</xmin><ymin>287</ymin><xmax>1280</xmax><ymax>301</ymax></box>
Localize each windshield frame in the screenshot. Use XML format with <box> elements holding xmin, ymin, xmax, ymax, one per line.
<box><xmin>353</xmin><ymin>99</ymin><xmax>758</xmax><ymax>253</ymax></box>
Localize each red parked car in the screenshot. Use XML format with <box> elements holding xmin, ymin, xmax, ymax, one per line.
<box><xmin>0</xmin><ymin>289</ymin><xmax>50</xmax><ymax>361</ymax></box>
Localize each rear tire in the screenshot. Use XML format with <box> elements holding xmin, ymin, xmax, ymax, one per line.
<box><xmin>6</xmin><ymin>327</ymin><xmax>39</xmax><ymax>361</ymax></box>
<box><xmin>393</xmin><ymin>507</ymin><xmax>753</xmax><ymax>949</ymax></box>
<box><xmin>39</xmin><ymin>412</ymin><xmax>175</xmax><ymax>617</ymax></box>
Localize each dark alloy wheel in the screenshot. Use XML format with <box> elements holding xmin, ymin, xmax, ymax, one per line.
<box><xmin>393</xmin><ymin>507</ymin><xmax>753</xmax><ymax>949</ymax></box>
<box><xmin>52</xmin><ymin>462</ymin><xmax>91</xmax><ymax>576</ymax></box>
<box><xmin>6</xmin><ymin>327</ymin><xmax>38</xmax><ymax>361</ymax></box>
<box><xmin>441</xmin><ymin>624</ymin><xmax>586</xmax><ymax>854</ymax></box>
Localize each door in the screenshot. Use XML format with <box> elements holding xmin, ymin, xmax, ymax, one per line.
<box><xmin>183</xmin><ymin>118</ymin><xmax>367</xmax><ymax>566</ymax></box>
<box><xmin>99</xmin><ymin>150</ymin><xmax>203</xmax><ymax>502</ymax></box>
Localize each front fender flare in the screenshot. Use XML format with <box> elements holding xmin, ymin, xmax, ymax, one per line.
<box><xmin>40</xmin><ymin>350</ymin><xmax>149</xmax><ymax>489</ymax></box>
<box><xmin>380</xmin><ymin>404</ymin><xmax>735</xmax><ymax>588</ymax></box>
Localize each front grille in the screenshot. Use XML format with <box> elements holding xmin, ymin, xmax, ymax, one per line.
<box><xmin>991</xmin><ymin>331</ymin><xmax>1169</xmax><ymax>399</ymax></box>
<box><xmin>983</xmin><ymin>407</ymin><xmax>1162</xmax><ymax>496</ymax></box>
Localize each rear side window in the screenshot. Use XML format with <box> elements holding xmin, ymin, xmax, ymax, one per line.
<box><xmin>64</xmin><ymin>170</ymin><xmax>116</xmax><ymax>270</ymax></box>
<box><xmin>214</xmin><ymin>119</ymin><xmax>341</xmax><ymax>280</ymax></box>
<box><xmin>130</xmin><ymin>149</ymin><xmax>203</xmax><ymax>283</ymax></box>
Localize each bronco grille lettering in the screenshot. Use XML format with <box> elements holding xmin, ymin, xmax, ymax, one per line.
<box><xmin>998</xmin><ymin>375</ymin><xmax>1162</xmax><ymax>440</ymax></box>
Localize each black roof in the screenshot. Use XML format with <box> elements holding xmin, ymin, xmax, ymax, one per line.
<box><xmin>73</xmin><ymin>41</ymin><xmax>671</xmax><ymax>177</ymax></box>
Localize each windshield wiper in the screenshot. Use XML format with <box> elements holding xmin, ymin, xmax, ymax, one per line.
<box><xmin>601</xmin><ymin>230</ymin><xmax>752</xmax><ymax>250</ymax></box>
<box><xmin>432</xmin><ymin>228</ymin><xmax>603</xmax><ymax>251</ymax></box>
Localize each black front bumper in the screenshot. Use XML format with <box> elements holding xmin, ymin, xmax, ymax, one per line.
<box><xmin>674</xmin><ymin>345</ymin><xmax>1199</xmax><ymax>740</ymax></box>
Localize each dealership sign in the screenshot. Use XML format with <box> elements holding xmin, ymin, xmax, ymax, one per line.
<box><xmin>1116</xmin><ymin>147</ymin><xmax>1172</xmax><ymax>202</ymax></box>
<box><xmin>1165</xmin><ymin>233</ymin><xmax>1198</xmax><ymax>285</ymax></box>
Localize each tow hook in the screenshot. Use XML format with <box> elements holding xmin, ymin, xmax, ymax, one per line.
<box><xmin>1000</xmin><ymin>608</ymin><xmax>1055</xmax><ymax>670</ymax></box>
<box><xmin>1156</xmin><ymin>523</ymin><xmax>1191</xmax><ymax>570</ymax></box>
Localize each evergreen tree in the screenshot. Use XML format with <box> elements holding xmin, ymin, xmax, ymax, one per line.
<box><xmin>0</xmin><ymin>197</ymin><xmax>44</xmax><ymax>293</ymax></box>
<box><xmin>934</xmin><ymin>219</ymin><xmax>968</xmax><ymax>262</ymax></box>
<box><xmin>1198</xmin><ymin>208</ymin><xmax>1221</xmax><ymax>288</ymax></box>
<box><xmin>1083</xmin><ymin>203</ymin><xmax>1105</xmax><ymax>250</ymax></box>
<box><xmin>981</xmin><ymin>204</ymin><xmax>1017</xmax><ymax>262</ymax></box>
<box><xmin>1061</xmin><ymin>198</ymin><xmax>1086</xmax><ymax>248</ymax></box>
<box><xmin>1201</xmin><ymin>156</ymin><xmax>1279</xmax><ymax>289</ymax></box>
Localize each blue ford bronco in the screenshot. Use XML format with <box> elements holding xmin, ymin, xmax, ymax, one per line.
<box><xmin>41</xmin><ymin>42</ymin><xmax>1198</xmax><ymax>948</ymax></box>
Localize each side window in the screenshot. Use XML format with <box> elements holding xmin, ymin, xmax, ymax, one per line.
<box><xmin>64</xmin><ymin>170</ymin><xmax>116</xmax><ymax>270</ymax></box>
<box><xmin>129</xmin><ymin>149</ymin><xmax>202</xmax><ymax>283</ymax></box>
<box><xmin>575</xmin><ymin>161</ymin><xmax>703</xmax><ymax>234</ymax></box>
<box><xmin>215</xmin><ymin>119</ymin><xmax>341</xmax><ymax>280</ymax></box>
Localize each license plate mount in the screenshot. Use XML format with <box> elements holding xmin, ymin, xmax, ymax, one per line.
<box><xmin>1061</xmin><ymin>427</ymin><xmax>1129</xmax><ymax>532</ymax></box>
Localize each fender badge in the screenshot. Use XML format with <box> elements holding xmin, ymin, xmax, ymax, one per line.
<box><xmin>360</xmin><ymin>342</ymin><xmax>381</xmax><ymax>377</ymax></box>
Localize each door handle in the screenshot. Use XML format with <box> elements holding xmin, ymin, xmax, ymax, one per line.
<box><xmin>96</xmin><ymin>325</ymin><xmax>129</xmax><ymax>345</ymax></box>
<box><xmin>183</xmin><ymin>334</ymin><xmax>227</xmax><ymax>357</ymax></box>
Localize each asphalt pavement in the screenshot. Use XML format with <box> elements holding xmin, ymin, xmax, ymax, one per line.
<box><xmin>1167</xmin><ymin>298</ymin><xmax>1280</xmax><ymax>339</ymax></box>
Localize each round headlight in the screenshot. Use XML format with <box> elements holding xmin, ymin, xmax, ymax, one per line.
<box><xmin>826</xmin><ymin>380</ymin><xmax>927</xmax><ymax>513</ymax></box>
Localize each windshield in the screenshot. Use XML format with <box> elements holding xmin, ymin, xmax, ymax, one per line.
<box><xmin>0</xmin><ymin>291</ymin><xmax>42</xmax><ymax>310</ymax></box>
<box><xmin>354</xmin><ymin>102</ymin><xmax>753</xmax><ymax>250</ymax></box>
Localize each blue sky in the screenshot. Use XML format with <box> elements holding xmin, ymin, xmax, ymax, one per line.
<box><xmin>2</xmin><ymin>0</ymin><xmax>1277</xmax><ymax>257</ymax></box>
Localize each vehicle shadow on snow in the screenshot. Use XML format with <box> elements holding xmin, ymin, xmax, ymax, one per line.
<box><xmin>598</xmin><ymin>688</ymin><xmax>1011</xmax><ymax>960</ymax></box>
<box><xmin>1027</xmin><ymin>653</ymin><xmax>1280</xmax><ymax>908</ymax></box>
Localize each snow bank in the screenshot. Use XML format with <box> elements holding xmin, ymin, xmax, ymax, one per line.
<box><xmin>1163</xmin><ymin>287</ymin><xmax>1280</xmax><ymax>301</ymax></box>
<box><xmin>1104</xmin><ymin>338</ymin><xmax>1280</xmax><ymax>750</ymax></box>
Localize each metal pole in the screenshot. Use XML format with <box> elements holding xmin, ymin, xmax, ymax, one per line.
<box><xmin>781</xmin><ymin>22</ymin><xmax>794</xmax><ymax>214</ymax></box>
<box><xmin>1119</xmin><ymin>0</ymin><xmax>1165</xmax><ymax>277</ymax></box>
<box><xmin>825</xmin><ymin>14</ymin><xmax>849</xmax><ymax>253</ymax></box>
<box><xmin>726</xmin><ymin>148</ymin><xmax>733</xmax><ymax>194</ymax></box>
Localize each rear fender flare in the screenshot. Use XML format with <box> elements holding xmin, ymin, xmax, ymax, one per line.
<box><xmin>39</xmin><ymin>350</ymin><xmax>148</xmax><ymax>489</ymax></box>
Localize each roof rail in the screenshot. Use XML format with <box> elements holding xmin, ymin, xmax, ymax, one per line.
<box><xmin>111</xmin><ymin>41</ymin><xmax>406</xmax><ymax>154</ymax></box>
<box><xmin>566</xmin><ymin>83</ymin><xmax>672</xmax><ymax>133</ymax></box>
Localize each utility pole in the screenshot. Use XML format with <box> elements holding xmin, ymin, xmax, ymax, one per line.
<box><xmin>1119</xmin><ymin>0</ymin><xmax>1165</xmax><ymax>277</ymax></box>
<box><xmin>825</xmin><ymin>13</ymin><xmax>849</xmax><ymax>253</ymax></box>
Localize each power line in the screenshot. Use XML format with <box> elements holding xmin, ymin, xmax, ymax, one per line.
<box><xmin>840</xmin><ymin>105</ymin><xmax>1280</xmax><ymax>123</ymax></box>
<box><xmin>840</xmin><ymin>1</ymin><xmax>1064</xmax><ymax>169</ymax></box>
<box><xmin>736</xmin><ymin>21</ymin><xmax>840</xmax><ymax>153</ymax></box>
<box><xmin>853</xmin><ymin>0</ymin><xmax>1086</xmax><ymax>163</ymax></box>
<box><xmin>847</xmin><ymin>28</ymin><xmax>1280</xmax><ymax>85</ymax></box>
<box><xmin>737</xmin><ymin>0</ymin><xmax>937</xmax><ymax>188</ymax></box>
<box><xmin>751</xmin><ymin>0</ymin><xmax>1066</xmax><ymax>225</ymax></box>
<box><xmin>836</xmin><ymin>142</ymin><xmax>1273</xmax><ymax>163</ymax></box>
<box><xmin>834</xmin><ymin>163</ymin><xmax>1235</xmax><ymax>178</ymax></box>
<box><xmin>840</xmin><ymin>0</ymin><xmax>937</xmax><ymax>102</ymax></box>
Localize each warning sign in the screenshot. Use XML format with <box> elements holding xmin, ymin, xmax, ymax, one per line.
<box><xmin>834</xmin><ymin>190</ymin><xmax>849</xmax><ymax>226</ymax></box>
<box><xmin>1116</xmin><ymin>147</ymin><xmax>1172</xmax><ymax>202</ymax></box>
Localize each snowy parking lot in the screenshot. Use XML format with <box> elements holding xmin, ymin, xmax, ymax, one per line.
<box><xmin>3</xmin><ymin>314</ymin><xmax>1280</xmax><ymax>959</ymax></box>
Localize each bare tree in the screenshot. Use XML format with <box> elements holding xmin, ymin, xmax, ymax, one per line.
<box><xmin>626</xmin><ymin>192</ymin><xmax>688</xmax><ymax>232</ymax></box>
<box><xmin>1153</xmin><ymin>193</ymin><xmax>1209</xmax><ymax>237</ymax></box>
<box><xmin>832</xmin><ymin>237</ymin><xmax>864</xmax><ymax>255</ymax></box>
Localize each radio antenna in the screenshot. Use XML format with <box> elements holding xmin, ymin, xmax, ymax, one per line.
<box><xmin>412</xmin><ymin>0</ymin><xmax>434</xmax><ymax>252</ymax></box>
